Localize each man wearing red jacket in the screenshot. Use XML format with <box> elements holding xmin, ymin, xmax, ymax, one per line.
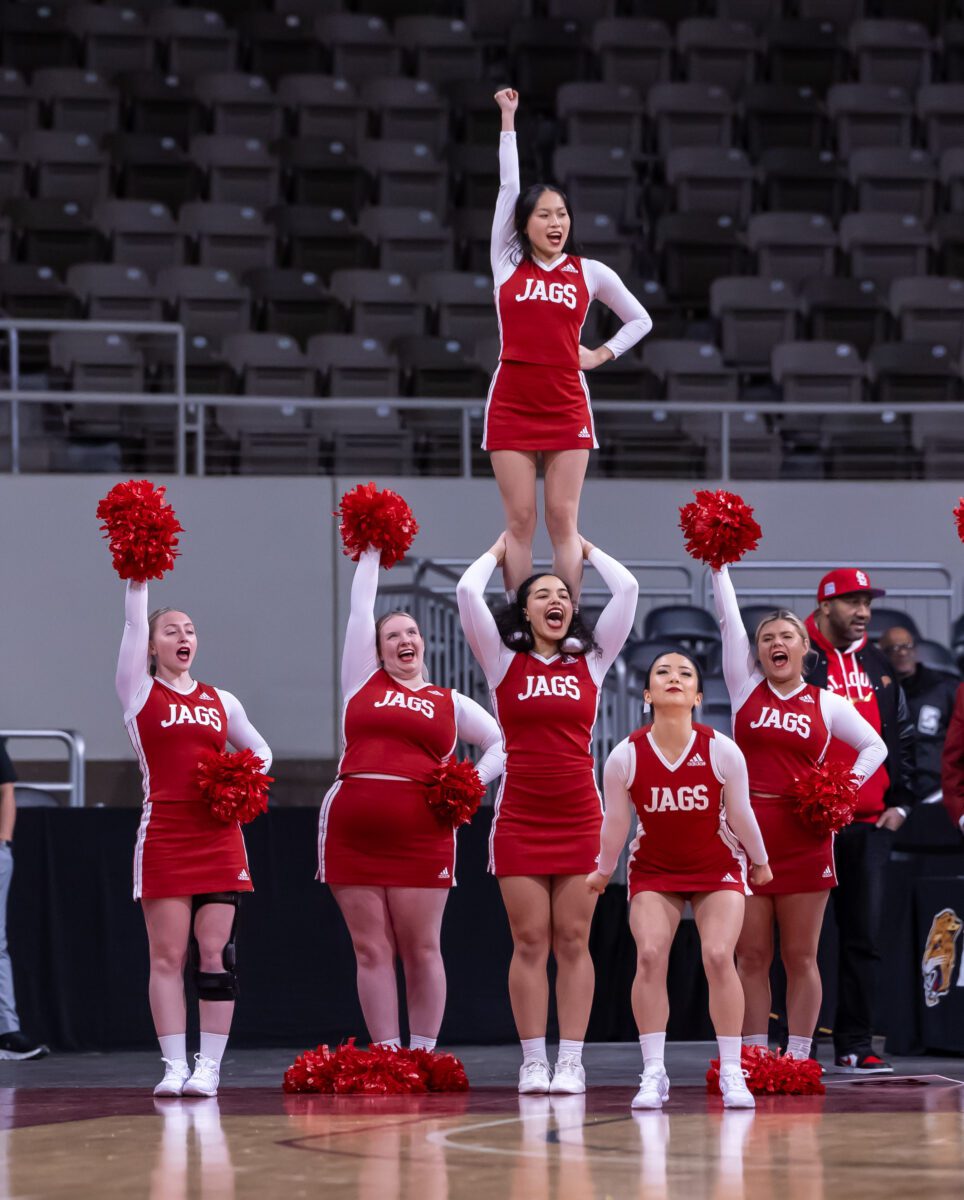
<box><xmin>805</xmin><ymin>568</ymin><xmax>916</xmax><ymax>1075</ymax></box>
<box><xmin>941</xmin><ymin>683</ymin><xmax>964</xmax><ymax>835</ymax></box>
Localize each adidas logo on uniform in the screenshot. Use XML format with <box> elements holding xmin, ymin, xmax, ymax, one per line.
<box><xmin>428</xmin><ymin>689</ymin><xmax>444</xmax><ymax>696</ymax></box>
<box><xmin>822</xmin><ymin>866</ymin><xmax>833</xmax><ymax>878</ymax></box>
<box><xmin>721</xmin><ymin>872</ymin><xmax>737</xmax><ymax>883</ymax></box>
<box><xmin>437</xmin><ymin>867</ymin><xmax>450</xmax><ymax>880</ymax></box>
<box><xmin>562</xmin><ymin>261</ymin><xmax>579</xmax><ymax>273</ymax></box>
<box><xmin>199</xmin><ymin>691</ymin><xmax>214</xmax><ymax>701</ymax></box>
<box><xmin>687</xmin><ymin>753</ymin><xmax>706</xmax><ymax>767</ymax></box>
<box><xmin>578</xmin><ymin>426</ymin><xmax>591</xmax><ymax>438</ymax></box>
<box><xmin>800</xmin><ymin>694</ymin><xmax>815</xmax><ymax>704</ymax></box>
<box><xmin>238</xmin><ymin>869</ymin><xmax>250</xmax><ymax>881</ymax></box>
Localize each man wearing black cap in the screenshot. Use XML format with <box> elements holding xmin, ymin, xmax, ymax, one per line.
<box><xmin>805</xmin><ymin>568</ymin><xmax>915</xmax><ymax>1074</ymax></box>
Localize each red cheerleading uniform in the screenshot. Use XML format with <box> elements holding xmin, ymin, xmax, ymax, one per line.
<box><xmin>489</xmin><ymin>652</ymin><xmax>602</xmax><ymax>876</ymax></box>
<box><xmin>130</xmin><ymin>678</ymin><xmax>253</xmax><ymax>900</ymax></box>
<box><xmin>733</xmin><ymin>680</ymin><xmax>836</xmax><ymax>894</ymax></box>
<box><xmin>319</xmin><ymin>669</ymin><xmax>460</xmax><ymax>888</ymax></box>
<box><xmin>626</xmin><ymin>724</ymin><xmax>749</xmax><ymax>899</ymax></box>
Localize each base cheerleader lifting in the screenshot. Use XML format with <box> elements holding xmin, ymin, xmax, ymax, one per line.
<box><xmin>587</xmin><ymin>651</ymin><xmax>771</xmax><ymax>1109</ymax></box>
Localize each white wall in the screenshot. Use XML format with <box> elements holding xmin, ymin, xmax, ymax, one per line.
<box><xmin>1</xmin><ymin>475</ymin><xmax>961</xmax><ymax>761</ymax></box>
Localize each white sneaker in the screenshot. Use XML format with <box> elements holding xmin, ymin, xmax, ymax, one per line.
<box><xmin>632</xmin><ymin>1067</ymin><xmax>670</xmax><ymax>1109</ymax></box>
<box><xmin>549</xmin><ymin>1054</ymin><xmax>586</xmax><ymax>1094</ymax></box>
<box><xmin>719</xmin><ymin>1064</ymin><xmax>755</xmax><ymax>1109</ymax></box>
<box><xmin>154</xmin><ymin>1057</ymin><xmax>191</xmax><ymax>1097</ymax></box>
<box><xmin>182</xmin><ymin>1053</ymin><xmax>220</xmax><ymax>1097</ymax></box>
<box><xmin>518</xmin><ymin>1059</ymin><xmax>552</xmax><ymax>1094</ymax></box>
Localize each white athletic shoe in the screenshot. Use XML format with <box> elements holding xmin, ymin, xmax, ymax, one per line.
<box><xmin>549</xmin><ymin>1054</ymin><xmax>586</xmax><ymax>1094</ymax></box>
<box><xmin>632</xmin><ymin>1067</ymin><xmax>670</xmax><ymax>1109</ymax></box>
<box><xmin>518</xmin><ymin>1059</ymin><xmax>552</xmax><ymax>1095</ymax></box>
<box><xmin>154</xmin><ymin>1057</ymin><xmax>191</xmax><ymax>1097</ymax></box>
<box><xmin>182</xmin><ymin>1054</ymin><xmax>220</xmax><ymax>1098</ymax></box>
<box><xmin>719</xmin><ymin>1064</ymin><xmax>755</xmax><ymax>1109</ymax></box>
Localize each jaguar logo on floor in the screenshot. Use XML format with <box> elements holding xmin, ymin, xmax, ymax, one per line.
<box><xmin>921</xmin><ymin>908</ymin><xmax>963</xmax><ymax>1007</ymax></box>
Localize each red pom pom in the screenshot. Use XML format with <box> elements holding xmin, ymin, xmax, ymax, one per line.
<box><xmin>706</xmin><ymin>1046</ymin><xmax>824</xmax><ymax>1096</ymax></box>
<box><xmin>96</xmin><ymin>479</ymin><xmax>184</xmax><ymax>582</ymax></box>
<box><xmin>336</xmin><ymin>482</ymin><xmax>418</xmax><ymax>570</ymax></box>
<box><xmin>196</xmin><ymin>747</ymin><xmax>274</xmax><ymax>824</ymax></box>
<box><xmin>788</xmin><ymin>760</ymin><xmax>859</xmax><ymax>835</ymax></box>
<box><xmin>425</xmin><ymin>759</ymin><xmax>486</xmax><ymax>828</ymax></box>
<box><xmin>679</xmin><ymin>489</ymin><xmax>762</xmax><ymax>571</ymax></box>
<box><xmin>282</xmin><ymin>1041</ymin><xmax>470</xmax><ymax>1095</ymax></box>
<box><xmin>954</xmin><ymin>498</ymin><xmax>964</xmax><ymax>544</ymax></box>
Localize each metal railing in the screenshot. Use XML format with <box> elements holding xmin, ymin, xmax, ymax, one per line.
<box><xmin>0</xmin><ymin>729</ymin><xmax>86</xmax><ymax>808</ymax></box>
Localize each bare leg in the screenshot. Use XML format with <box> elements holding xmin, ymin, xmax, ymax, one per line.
<box><xmin>629</xmin><ymin>892</ymin><xmax>684</xmax><ymax>1033</ymax></box>
<box><xmin>193</xmin><ymin>902</ymin><xmax>238</xmax><ymax>1037</ymax></box>
<box><xmin>142</xmin><ymin>896</ymin><xmax>192</xmax><ymax>1037</ymax></box>
<box><xmin>330</xmin><ymin>884</ymin><xmax>400</xmax><ymax>1043</ymax></box>
<box><xmin>543</xmin><ymin>449</ymin><xmax>589</xmax><ymax>600</ymax></box>
<box><xmin>549</xmin><ymin>874</ymin><xmax>599</xmax><ymax>1040</ymax></box>
<box><xmin>386</xmin><ymin>886</ymin><xmax>450</xmax><ymax>1040</ymax></box>
<box><xmin>736</xmin><ymin>894</ymin><xmax>775</xmax><ymax>1037</ymax></box>
<box><xmin>490</xmin><ymin>449</ymin><xmax>538</xmax><ymax>594</ymax></box>
<box><xmin>498</xmin><ymin>875</ymin><xmax>552</xmax><ymax>1038</ymax></box>
<box><xmin>692</xmin><ymin>891</ymin><xmax>746</xmax><ymax>1037</ymax></box>
<box><xmin>774</xmin><ymin>891</ymin><xmax>830</xmax><ymax>1039</ymax></box>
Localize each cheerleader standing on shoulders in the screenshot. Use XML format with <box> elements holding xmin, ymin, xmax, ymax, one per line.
<box><xmin>487</xmin><ymin>88</ymin><xmax>652</xmax><ymax>599</ymax></box>
<box><xmin>457</xmin><ymin>533</ymin><xmax>638</xmax><ymax>1093</ymax></box>
<box><xmin>587</xmin><ymin>651</ymin><xmax>771</xmax><ymax>1109</ymax></box>
<box><xmin>712</xmin><ymin>566</ymin><xmax>886</xmax><ymax>1062</ymax></box>
<box><xmin>319</xmin><ymin>547</ymin><xmax>504</xmax><ymax>1053</ymax></box>
<box><xmin>117</xmin><ymin>584</ymin><xmax>272</xmax><ymax>1098</ymax></box>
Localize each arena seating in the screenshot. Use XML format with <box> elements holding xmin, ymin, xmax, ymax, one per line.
<box><xmin>0</xmin><ymin>0</ymin><xmax>963</xmax><ymax>479</ymax></box>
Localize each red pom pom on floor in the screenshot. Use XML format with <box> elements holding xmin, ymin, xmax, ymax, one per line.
<box><xmin>96</xmin><ymin>479</ymin><xmax>183</xmax><ymax>582</ymax></box>
<box><xmin>196</xmin><ymin>747</ymin><xmax>274</xmax><ymax>824</ymax></box>
<box><xmin>788</xmin><ymin>761</ymin><xmax>859</xmax><ymax>836</ymax></box>
<box><xmin>707</xmin><ymin>1046</ymin><xmax>824</xmax><ymax>1096</ymax></box>
<box><xmin>679</xmin><ymin>489</ymin><xmax>762</xmax><ymax>571</ymax></box>
<box><xmin>337</xmin><ymin>482</ymin><xmax>418</xmax><ymax>569</ymax></box>
<box><xmin>425</xmin><ymin>759</ymin><xmax>486</xmax><ymax>828</ymax></box>
<box><xmin>282</xmin><ymin>1040</ymin><xmax>470</xmax><ymax>1095</ymax></box>
<box><xmin>954</xmin><ymin>497</ymin><xmax>964</xmax><ymax>543</ymax></box>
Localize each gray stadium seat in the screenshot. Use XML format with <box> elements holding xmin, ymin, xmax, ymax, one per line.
<box><xmin>195</xmin><ymin>72</ymin><xmax>284</xmax><ymax>140</ymax></box>
<box><xmin>462</xmin><ymin>0</ymin><xmax>534</xmax><ymax>44</ymax></box>
<box><xmin>839</xmin><ymin>212</ymin><xmax>932</xmax><ymax>286</ymax></box>
<box><xmin>393</xmin><ymin>18</ymin><xmax>483</xmax><ymax>87</ymax></box>
<box><xmin>579</xmin><ymin>212</ymin><xmax>636</xmax><ymax>276</ymax></box>
<box><xmin>329</xmin><ymin>268</ymin><xmax>426</xmax><ymax>343</ymax></box>
<box><xmin>655</xmin><ymin>214</ymin><xmax>747</xmax><ymax>305</ymax></box>
<box><xmin>648</xmin><ymin>83</ymin><xmax>735</xmax><ymax>154</ymax></box>
<box><xmin>641</xmin><ymin>340</ymin><xmax>738</xmax><ymax>404</ymax></box>
<box><xmin>65</xmin><ymin>6</ymin><xmax>154</xmax><ymax>76</ymax></box>
<box><xmin>447</xmin><ymin>145</ymin><xmax>498</xmax><ymax>210</ymax></box>
<box><xmin>552</xmin><ymin>145</ymin><xmax>638</xmax><ymax>222</ymax></box>
<box><xmin>849</xmin><ymin>19</ymin><xmax>935</xmax><ymax>91</ymax></box>
<box><xmin>940</xmin><ymin>148</ymin><xmax>964</xmax><ymax>214</ymax></box>
<box><xmin>827</xmin><ymin>83</ymin><xmax>914</xmax><ymax>155</ymax></box>
<box><xmin>66</xmin><ymin>263</ymin><xmax>163</xmax><ymax>322</ymax></box>
<box><xmin>716</xmin><ymin>0</ymin><xmax>778</xmax><ymax>25</ymax></box>
<box><xmin>179</xmin><ymin>202</ymin><xmax>275</xmax><ymax>276</ymax></box>
<box><xmin>849</xmin><ymin>147</ymin><xmax>937</xmax><ymax>221</ymax></box>
<box><xmin>108</xmin><ymin>134</ymin><xmax>203</xmax><ymax>211</ymax></box>
<box><xmin>0</xmin><ymin>133</ymin><xmax>26</xmax><ymax>204</ymax></box>
<box><xmin>358</xmin><ymin>139</ymin><xmax>448</xmax><ymax>214</ymax></box>
<box><xmin>156</xmin><ymin>265</ymin><xmax>251</xmax><ymax>342</ymax></box>
<box><xmin>357</xmin><ymin>206</ymin><xmax>454</xmax><ymax>276</ymax></box>
<box><xmin>742</xmin><ymin>84</ymin><xmax>827</xmax><ymax>155</ymax></box>
<box><xmin>120</xmin><ymin>73</ymin><xmax>206</xmax><ymax>143</ymax></box>
<box><xmin>643</xmin><ymin>605</ymin><xmax>721</xmax><ymax>645</ymax></box>
<box><xmin>508</xmin><ymin>20</ymin><xmax>594</xmax><ymax>110</ymax></box>
<box><xmin>867</xmin><ymin>341</ymin><xmax>961</xmax><ymax>405</ymax></box>
<box><xmin>50</xmin><ymin>329</ymin><xmax>144</xmax><ymax>394</ymax></box>
<box><xmin>889</xmin><ymin>276</ymin><xmax>964</xmax><ymax>355</ymax></box>
<box><xmin>315</xmin><ymin>15</ymin><xmax>402</xmax><ymax>86</ymax></box>
<box><xmin>771</xmin><ymin>340</ymin><xmax>865</xmax><ymax>405</ymax></box>
<box><xmin>747</xmin><ymin>211</ymin><xmax>838</xmax><ymax>284</ymax></box>
<box><xmin>93</xmin><ymin>199</ymin><xmax>188</xmax><ymax>274</ymax></box>
<box><xmin>394</xmin><ymin>336</ymin><xmax>489</xmax><ymax>398</ymax></box>
<box><xmin>215</xmin><ymin>398</ymin><xmax>319</xmax><ymax>475</ymax></box>
<box><xmin>665</xmin><ymin>147</ymin><xmax>756</xmax><ymax>221</ymax></box>
<box><xmin>33</xmin><ymin>68</ymin><xmax>119</xmax><ymax>137</ymax></box>
<box><xmin>269</xmin><ymin>204</ymin><xmax>373</xmax><ymax>277</ymax></box>
<box><xmin>276</xmin><ymin>138</ymin><xmax>371</xmax><ymax>214</ymax></box>
<box><xmin>766</xmin><ymin>19</ymin><xmax>849</xmax><ymax>93</ymax></box>
<box><xmin>800</xmin><ymin>277</ymin><xmax>887</xmax><ymax>356</ymax></box>
<box><xmin>416</xmin><ymin>271</ymin><xmax>496</xmax><ymax>344</ymax></box>
<box><xmin>676</xmin><ymin>18</ymin><xmax>761</xmax><ymax>96</ymax></box>
<box><xmin>245</xmin><ymin>267</ymin><xmax>344</xmax><ymax>346</ymax></box>
<box><xmin>306</xmin><ymin>333</ymin><xmax>400</xmax><ymax>397</ymax></box>
<box><xmin>797</xmin><ymin>0</ymin><xmax>865</xmax><ymax>25</ymax></box>
<box><xmin>914</xmin><ymin>639</ymin><xmax>960</xmax><ymax>677</ymax></box>
<box><xmin>0</xmin><ymin>69</ymin><xmax>39</xmax><ymax>140</ymax></box>
<box><xmin>360</xmin><ymin>78</ymin><xmax>448</xmax><ymax>154</ymax></box>
<box><xmin>761</xmin><ymin>148</ymin><xmax>847</xmax><ymax>219</ymax></box>
<box><xmin>221</xmin><ymin>332</ymin><xmax>315</xmax><ymax>397</ymax></box>
<box><xmin>20</xmin><ymin>131</ymin><xmax>109</xmax><ymax>203</ymax></box>
<box><xmin>276</xmin><ymin>75</ymin><xmax>365</xmax><ymax>147</ymax></box>
<box><xmin>150</xmin><ymin>9</ymin><xmax>239</xmax><ymax>79</ymax></box>
<box><xmin>556</xmin><ymin>81</ymin><xmax>645</xmax><ymax>150</ymax></box>
<box><xmin>936</xmin><ymin>212</ymin><xmax>964</xmax><ymax>277</ymax></box>
<box><xmin>452</xmin><ymin>206</ymin><xmax>491</xmax><ymax>274</ymax></box>
<box><xmin>190</xmin><ymin>134</ymin><xmax>281</xmax><ymax>208</ymax></box>
<box><xmin>7</xmin><ymin>198</ymin><xmax>105</xmax><ymax>274</ymax></box>
<box><xmin>710</xmin><ymin>276</ymin><xmax>800</xmax><ymax>368</ymax></box>
<box><xmin>0</xmin><ymin>6</ymin><xmax>77</xmax><ymax>75</ymax></box>
<box><xmin>236</xmin><ymin>11</ymin><xmax>324</xmax><ymax>83</ymax></box>
<box><xmin>591</xmin><ymin>18</ymin><xmax>673</xmax><ymax>90</ymax></box>
<box><xmin>917</xmin><ymin>84</ymin><xmax>964</xmax><ymax>156</ymax></box>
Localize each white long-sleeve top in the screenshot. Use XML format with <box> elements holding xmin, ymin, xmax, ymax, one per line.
<box><xmin>342</xmin><ymin>548</ymin><xmax>505</xmax><ymax>784</ymax></box>
<box><xmin>491</xmin><ymin>131</ymin><xmax>652</xmax><ymax>359</ymax></box>
<box><xmin>456</xmin><ymin>546</ymin><xmax>639</xmax><ymax>690</ymax></box>
<box><xmin>598</xmin><ymin>728</ymin><xmax>769</xmax><ymax>876</ymax></box>
<box><xmin>711</xmin><ymin>565</ymin><xmax>886</xmax><ymax>784</ymax></box>
<box><xmin>116</xmin><ymin>580</ymin><xmax>272</xmax><ymax>769</ymax></box>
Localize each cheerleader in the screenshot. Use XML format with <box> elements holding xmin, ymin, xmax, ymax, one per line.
<box><xmin>457</xmin><ymin>533</ymin><xmax>638</xmax><ymax>1094</ymax></box>
<box><xmin>711</xmin><ymin>567</ymin><xmax>886</xmax><ymax>1061</ymax></box>
<box><xmin>486</xmin><ymin>88</ymin><xmax>652</xmax><ymax>598</ymax></box>
<box><xmin>117</xmin><ymin>583</ymin><xmax>272</xmax><ymax>1098</ymax></box>
<box><xmin>318</xmin><ymin>548</ymin><xmax>505</xmax><ymax>1053</ymax></box>
<box><xmin>586</xmin><ymin>651</ymin><xmax>771</xmax><ymax>1109</ymax></box>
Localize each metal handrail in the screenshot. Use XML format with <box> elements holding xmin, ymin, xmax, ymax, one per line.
<box><xmin>0</xmin><ymin>729</ymin><xmax>86</xmax><ymax>808</ymax></box>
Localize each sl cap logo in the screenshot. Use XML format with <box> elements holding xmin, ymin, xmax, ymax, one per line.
<box><xmin>824</xmin><ymin>581</ymin><xmax>836</xmax><ymax>596</ymax></box>
<box><xmin>856</xmin><ymin>570</ymin><xmax>869</xmax><ymax>587</ymax></box>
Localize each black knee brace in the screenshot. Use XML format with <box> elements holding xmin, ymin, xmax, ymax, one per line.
<box><xmin>191</xmin><ymin>892</ymin><xmax>241</xmax><ymax>1001</ymax></box>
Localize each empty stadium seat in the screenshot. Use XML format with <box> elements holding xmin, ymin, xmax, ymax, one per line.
<box><xmin>772</xmin><ymin>340</ymin><xmax>865</xmax><ymax>404</ymax></box>
<box><xmin>358</xmin><ymin>206</ymin><xmax>454</xmax><ymax>276</ymax></box>
<box><xmin>394</xmin><ymin>335</ymin><xmax>488</xmax><ymax>397</ymax></box>
<box><xmin>108</xmin><ymin>133</ymin><xmax>203</xmax><ymax>210</ymax></box>
<box><xmin>277</xmin><ymin>138</ymin><xmax>370</xmax><ymax>213</ymax></box>
<box><xmin>269</xmin><ymin>204</ymin><xmax>373</xmax><ymax>277</ymax></box>
<box><xmin>665</xmin><ymin>147</ymin><xmax>756</xmax><ymax>221</ymax></box>
<box><xmin>120</xmin><ymin>73</ymin><xmax>206</xmax><ymax>144</ymax></box>
<box><xmin>648</xmin><ymin>83</ymin><xmax>735</xmax><ymax>154</ymax></box>
<box><xmin>765</xmin><ymin>19</ymin><xmax>849</xmax><ymax>93</ymax></box>
<box><xmin>0</xmin><ymin>69</ymin><xmax>40</xmax><ymax>140</ymax></box>
<box><xmin>849</xmin><ymin>19</ymin><xmax>935</xmax><ymax>91</ymax></box>
<box><xmin>358</xmin><ymin>139</ymin><xmax>447</xmax><ymax>213</ymax></box>
<box><xmin>839</xmin><ymin>212</ymin><xmax>932</xmax><ymax>286</ymax></box>
<box><xmin>800</xmin><ymin>277</ymin><xmax>887</xmax><ymax>356</ymax></box>
<box><xmin>94</xmin><ymin>198</ymin><xmax>188</xmax><ymax>274</ymax></box>
<box><xmin>508</xmin><ymin>20</ymin><xmax>593</xmax><ymax>109</ymax></box>
<box><xmin>871</xmin><ymin>610</ymin><xmax>925</xmax><ymax>645</ymax></box>
<box><xmin>676</xmin><ymin>18</ymin><xmax>761</xmax><ymax>95</ymax></box>
<box><xmin>0</xmin><ymin>5</ymin><xmax>77</xmax><ymax>74</ymax></box>
<box><xmin>747</xmin><ymin>212</ymin><xmax>838</xmax><ymax>284</ymax></box>
<box><xmin>276</xmin><ymin>74</ymin><xmax>365</xmax><ymax>147</ymax></box>
<box><xmin>849</xmin><ymin>148</ymin><xmax>937</xmax><ymax>221</ymax></box>
<box><xmin>7</xmin><ymin>199</ymin><xmax>106</xmax><ymax>274</ymax></box>
<box><xmin>936</xmin><ymin>212</ymin><xmax>964</xmax><ymax>276</ymax></box>
<box><xmin>416</xmin><ymin>270</ymin><xmax>496</xmax><ymax>343</ymax></box>
<box><xmin>0</xmin><ymin>132</ymin><xmax>25</xmax><ymax>203</ymax></box>
<box><xmin>579</xmin><ymin>212</ymin><xmax>636</xmax><ymax>276</ymax></box>
<box><xmin>447</xmin><ymin>145</ymin><xmax>498</xmax><ymax>210</ymax></box>
<box><xmin>316</xmin><ymin>14</ymin><xmax>402</xmax><ymax>85</ymax></box>
<box><xmin>190</xmin><ymin>134</ymin><xmax>280</xmax><ymax>207</ymax></box>
<box><xmin>50</xmin><ymin>329</ymin><xmax>144</xmax><ymax>393</ymax></box>
<box><xmin>655</xmin><ymin>214</ymin><xmax>747</xmax><ymax>304</ymax></box>
<box><xmin>867</xmin><ymin>340</ymin><xmax>961</xmax><ymax>405</ymax></box>
<box><xmin>222</xmin><ymin>332</ymin><xmax>315</xmax><ymax>396</ymax></box>
<box><xmin>361</xmin><ymin>78</ymin><xmax>448</xmax><ymax>153</ymax></box>
<box><xmin>556</xmin><ymin>81</ymin><xmax>645</xmax><ymax>150</ymax></box>
<box><xmin>553</xmin><ymin>145</ymin><xmax>638</xmax><ymax>222</ymax></box>
<box><xmin>307</xmin><ymin>333</ymin><xmax>400</xmax><ymax>398</ymax></box>
<box><xmin>329</xmin><ymin>268</ymin><xmax>426</xmax><ymax>343</ymax></box>
<box><xmin>591</xmin><ymin>18</ymin><xmax>673</xmax><ymax>90</ymax></box>
<box><xmin>889</xmin><ymin>276</ymin><xmax>964</xmax><ymax>354</ymax></box>
<box><xmin>156</xmin><ymin>265</ymin><xmax>251</xmax><ymax>342</ymax></box>
<box><xmin>761</xmin><ymin>148</ymin><xmax>847</xmax><ymax>219</ymax></box>
<box><xmin>641</xmin><ymin>340</ymin><xmax>738</xmax><ymax>404</ymax></box>
<box><xmin>827</xmin><ymin>83</ymin><xmax>914</xmax><ymax>155</ymax></box>
<box><xmin>21</xmin><ymin>131</ymin><xmax>109</xmax><ymax>203</ymax></box>
<box><xmin>393</xmin><ymin>17</ymin><xmax>483</xmax><ymax>87</ymax></box>
<box><xmin>151</xmin><ymin>9</ymin><xmax>239</xmax><ymax>78</ymax></box>
<box><xmin>940</xmin><ymin>148</ymin><xmax>964</xmax><ymax>213</ymax></box>
<box><xmin>742</xmin><ymin>84</ymin><xmax>827</xmax><ymax>155</ymax></box>
<box><xmin>67</xmin><ymin>262</ymin><xmax>163</xmax><ymax>322</ymax></box>
<box><xmin>711</xmin><ymin>277</ymin><xmax>800</xmax><ymax>368</ymax></box>
<box><xmin>236</xmin><ymin>11</ymin><xmax>323</xmax><ymax>82</ymax></box>
<box><xmin>33</xmin><ymin>68</ymin><xmax>119</xmax><ymax>137</ymax></box>
<box><xmin>917</xmin><ymin>84</ymin><xmax>964</xmax><ymax>156</ymax></box>
<box><xmin>65</xmin><ymin>6</ymin><xmax>154</xmax><ymax>76</ymax></box>
<box><xmin>180</xmin><ymin>201</ymin><xmax>275</xmax><ymax>275</ymax></box>
<box><xmin>195</xmin><ymin>72</ymin><xmax>284</xmax><ymax>140</ymax></box>
<box><xmin>798</xmin><ymin>0</ymin><xmax>865</xmax><ymax>26</ymax></box>
<box><xmin>245</xmin><ymin>267</ymin><xmax>344</xmax><ymax>345</ymax></box>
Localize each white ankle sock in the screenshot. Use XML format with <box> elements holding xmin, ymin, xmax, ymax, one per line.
<box><xmin>639</xmin><ymin>1032</ymin><xmax>666</xmax><ymax>1071</ymax></box>
<box><xmin>717</xmin><ymin>1036</ymin><xmax>742</xmax><ymax>1067</ymax></box>
<box><xmin>375</xmin><ymin>1037</ymin><xmax>401</xmax><ymax>1049</ymax></box>
<box><xmin>557</xmin><ymin>1038</ymin><xmax>583</xmax><ymax>1064</ymax></box>
<box><xmin>742</xmin><ymin>1033</ymin><xmax>768</xmax><ymax>1049</ymax></box>
<box><xmin>787</xmin><ymin>1035</ymin><xmax>811</xmax><ymax>1059</ymax></box>
<box><xmin>521</xmin><ymin>1036</ymin><xmax>548</xmax><ymax>1065</ymax></box>
<box><xmin>199</xmin><ymin>1033</ymin><xmax>229</xmax><ymax>1067</ymax></box>
<box><xmin>410</xmin><ymin>1034</ymin><xmax>437</xmax><ymax>1052</ymax></box>
<box><xmin>159</xmin><ymin>1034</ymin><xmax>187</xmax><ymax>1063</ymax></box>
